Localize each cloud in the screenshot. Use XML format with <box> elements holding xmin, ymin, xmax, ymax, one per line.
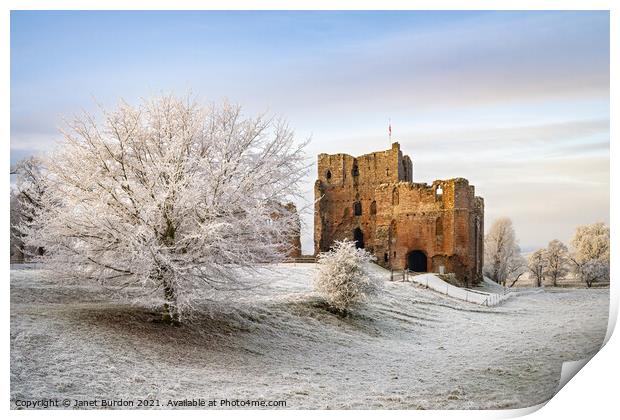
<box><xmin>239</xmin><ymin>12</ymin><xmax>609</xmax><ymax>114</ymax></box>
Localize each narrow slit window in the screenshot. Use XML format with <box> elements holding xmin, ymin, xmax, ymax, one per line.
<box><xmin>354</xmin><ymin>201</ymin><xmax>362</xmax><ymax>216</ymax></box>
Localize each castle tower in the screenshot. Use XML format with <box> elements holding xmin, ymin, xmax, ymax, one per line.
<box><xmin>314</xmin><ymin>143</ymin><xmax>484</xmax><ymax>286</ymax></box>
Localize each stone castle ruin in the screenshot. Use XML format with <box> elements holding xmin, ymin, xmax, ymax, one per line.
<box><xmin>314</xmin><ymin>142</ymin><xmax>484</xmax><ymax>286</ymax></box>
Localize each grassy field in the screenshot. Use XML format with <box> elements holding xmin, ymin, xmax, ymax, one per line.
<box><xmin>10</xmin><ymin>264</ymin><xmax>609</xmax><ymax>409</ymax></box>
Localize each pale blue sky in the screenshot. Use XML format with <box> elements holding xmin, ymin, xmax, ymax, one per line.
<box><xmin>10</xmin><ymin>11</ymin><xmax>610</xmax><ymax>253</ymax></box>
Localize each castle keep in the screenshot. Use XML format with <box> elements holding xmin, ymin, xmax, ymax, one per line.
<box><xmin>314</xmin><ymin>142</ymin><xmax>484</xmax><ymax>286</ymax></box>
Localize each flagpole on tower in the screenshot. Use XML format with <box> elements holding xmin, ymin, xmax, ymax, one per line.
<box><xmin>388</xmin><ymin>118</ymin><xmax>392</xmax><ymax>142</ymax></box>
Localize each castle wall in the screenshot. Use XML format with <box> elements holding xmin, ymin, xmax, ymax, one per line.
<box><xmin>286</xmin><ymin>202</ymin><xmax>302</xmax><ymax>258</ymax></box>
<box><xmin>314</xmin><ymin>143</ymin><xmax>484</xmax><ymax>286</ymax></box>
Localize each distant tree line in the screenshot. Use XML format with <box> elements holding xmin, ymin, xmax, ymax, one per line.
<box><xmin>484</xmin><ymin>218</ymin><xmax>609</xmax><ymax>288</ymax></box>
<box><xmin>10</xmin><ymin>156</ymin><xmax>46</xmax><ymax>262</ymax></box>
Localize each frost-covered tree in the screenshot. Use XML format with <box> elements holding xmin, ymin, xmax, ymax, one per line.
<box><xmin>483</xmin><ymin>217</ymin><xmax>523</xmax><ymax>286</ymax></box>
<box><xmin>570</xmin><ymin>223</ymin><xmax>610</xmax><ymax>288</ymax></box>
<box><xmin>21</xmin><ymin>96</ymin><xmax>308</xmax><ymax>322</ymax></box>
<box><xmin>314</xmin><ymin>239</ymin><xmax>381</xmax><ymax>312</ymax></box>
<box><xmin>575</xmin><ymin>259</ymin><xmax>609</xmax><ymax>288</ymax></box>
<box><xmin>506</xmin><ymin>250</ymin><xmax>527</xmax><ymax>288</ymax></box>
<box><xmin>570</xmin><ymin>223</ymin><xmax>610</xmax><ymax>264</ymax></box>
<box><xmin>11</xmin><ymin>156</ymin><xmax>46</xmax><ymax>203</ymax></box>
<box><xmin>11</xmin><ymin>156</ymin><xmax>47</xmax><ymax>261</ymax></box>
<box><xmin>10</xmin><ymin>191</ymin><xmax>25</xmax><ymax>262</ymax></box>
<box><xmin>544</xmin><ymin>239</ymin><xmax>569</xmax><ymax>287</ymax></box>
<box><xmin>528</xmin><ymin>249</ymin><xmax>547</xmax><ymax>287</ymax></box>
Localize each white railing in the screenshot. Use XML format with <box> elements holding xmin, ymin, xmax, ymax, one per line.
<box><xmin>395</xmin><ymin>270</ymin><xmax>511</xmax><ymax>307</ymax></box>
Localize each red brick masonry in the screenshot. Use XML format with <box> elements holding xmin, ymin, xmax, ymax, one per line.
<box><xmin>314</xmin><ymin>142</ymin><xmax>484</xmax><ymax>286</ymax></box>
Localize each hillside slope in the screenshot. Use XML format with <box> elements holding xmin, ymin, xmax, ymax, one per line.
<box><xmin>10</xmin><ymin>264</ymin><xmax>609</xmax><ymax>409</ymax></box>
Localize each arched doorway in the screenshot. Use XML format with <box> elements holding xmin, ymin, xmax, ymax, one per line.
<box><xmin>407</xmin><ymin>250</ymin><xmax>427</xmax><ymax>272</ymax></box>
<box><xmin>353</xmin><ymin>228</ymin><xmax>364</xmax><ymax>249</ymax></box>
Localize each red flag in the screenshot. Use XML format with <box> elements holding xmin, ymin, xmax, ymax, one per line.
<box><xmin>389</xmin><ymin>122</ymin><xmax>392</xmax><ymax>137</ymax></box>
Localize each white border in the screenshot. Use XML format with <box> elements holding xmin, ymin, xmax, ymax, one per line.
<box><xmin>2</xmin><ymin>1</ymin><xmax>616</xmax><ymax>419</ymax></box>
<box><xmin>0</xmin><ymin>0</ymin><xmax>617</xmax><ymax>11</ymax></box>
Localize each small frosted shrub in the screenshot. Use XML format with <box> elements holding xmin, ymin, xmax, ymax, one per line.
<box><xmin>314</xmin><ymin>239</ymin><xmax>381</xmax><ymax>311</ymax></box>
